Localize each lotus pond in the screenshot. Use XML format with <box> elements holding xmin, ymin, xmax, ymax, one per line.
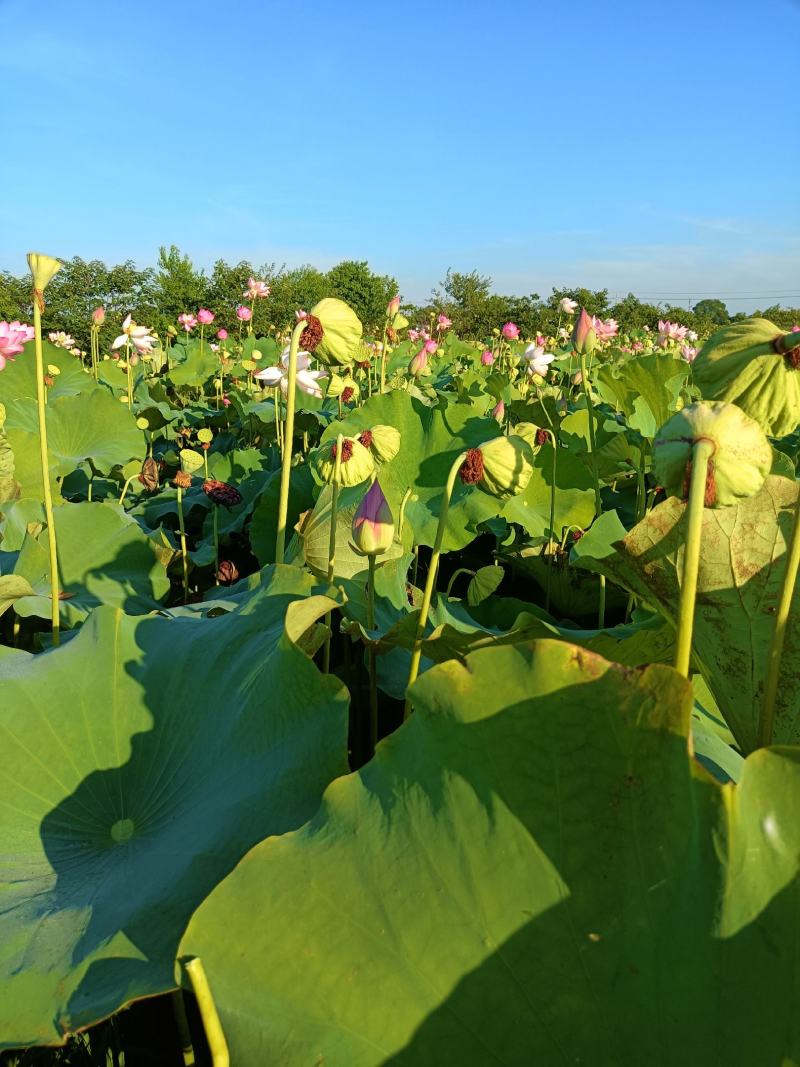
<box><xmin>2</xmin><ymin>257</ymin><xmax>800</xmax><ymax>1066</ymax></box>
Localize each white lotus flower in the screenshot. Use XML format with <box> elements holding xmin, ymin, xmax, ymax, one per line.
<box><xmin>48</xmin><ymin>331</ymin><xmax>77</xmax><ymax>350</ymax></box>
<box><xmin>523</xmin><ymin>344</ymin><xmax>555</xmax><ymax>377</ymax></box>
<box><xmin>112</xmin><ymin>314</ymin><xmax>156</xmax><ymax>355</ymax></box>
<box><xmin>254</xmin><ymin>346</ymin><xmax>328</xmax><ymax>399</ymax></box>
<box><xmin>559</xmin><ymin>297</ymin><xmax>578</xmax><ymax>314</ymax></box>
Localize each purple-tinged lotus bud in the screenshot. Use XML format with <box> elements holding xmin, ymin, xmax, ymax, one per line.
<box><xmin>386</xmin><ymin>295</ymin><xmax>401</xmax><ymax>318</ymax></box>
<box><xmin>571</xmin><ymin>308</ymin><xmax>597</xmax><ymax>356</ymax></box>
<box><xmin>352</xmin><ymin>479</ymin><xmax>395</xmax><ymax>555</ymax></box>
<box><xmin>408</xmin><ymin>348</ymin><xmax>429</xmax><ymax>378</ymax></box>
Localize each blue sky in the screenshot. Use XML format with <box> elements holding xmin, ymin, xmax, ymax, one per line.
<box><xmin>2</xmin><ymin>0</ymin><xmax>799</xmax><ymax>311</ymax></box>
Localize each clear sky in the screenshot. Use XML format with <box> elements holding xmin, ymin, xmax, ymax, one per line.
<box><xmin>2</xmin><ymin>0</ymin><xmax>798</xmax><ymax>311</ymax></box>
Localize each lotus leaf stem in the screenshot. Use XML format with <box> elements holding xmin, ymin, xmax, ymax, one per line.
<box><xmin>176</xmin><ymin>485</ymin><xmax>190</xmax><ymax>604</ymax></box>
<box><xmin>184</xmin><ymin>958</ymin><xmax>229</xmax><ymax>1067</ymax></box>
<box><xmin>171</xmin><ymin>989</ymin><xmax>195</xmax><ymax>1066</ymax></box>
<box><xmin>542</xmin><ymin>428</ymin><xmax>558</xmax><ymax>614</ymax></box>
<box><xmin>275</xmin><ymin>319</ymin><xmax>308</xmax><ymax>563</ymax></box>
<box><xmin>380</xmin><ymin>320</ymin><xmax>389</xmax><ymax>393</ymax></box>
<box><xmin>673</xmin><ymin>438</ymin><xmax>714</xmax><ymax>677</ymax></box>
<box><xmin>367</xmin><ymin>552</ymin><xmax>379</xmax><ymax>754</ymax></box>
<box><xmin>32</xmin><ymin>296</ymin><xmax>61</xmax><ymax>646</ymax></box>
<box><xmin>758</xmin><ymin>490</ymin><xmax>800</xmax><ymax>747</ymax></box>
<box><xmin>405</xmin><ymin>451</ymin><xmax>467</xmax><ymax>718</ymax></box>
<box><xmin>445</xmin><ymin>567</ymin><xmax>476</xmax><ymax>599</ymax></box>
<box><xmin>579</xmin><ymin>350</ymin><xmax>605</xmax><ymax>627</ymax></box>
<box><xmin>322</xmin><ymin>434</ymin><xmax>344</xmax><ymax>674</ymax></box>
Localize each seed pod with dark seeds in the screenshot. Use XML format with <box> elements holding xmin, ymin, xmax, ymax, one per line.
<box><xmin>217</xmin><ymin>560</ymin><xmax>240</xmax><ymax>584</ymax></box>
<box><xmin>138</xmin><ymin>457</ymin><xmax>160</xmax><ymax>491</ymax></box>
<box><xmin>173</xmin><ymin>470</ymin><xmax>192</xmax><ymax>489</ymax></box>
<box><xmin>203</xmin><ymin>479</ymin><xmax>243</xmax><ymax>508</ymax></box>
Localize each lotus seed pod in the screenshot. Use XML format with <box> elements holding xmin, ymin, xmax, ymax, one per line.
<box><xmin>173</xmin><ymin>469</ymin><xmax>192</xmax><ymax>489</ymax></box>
<box><xmin>653</xmin><ymin>401</ymin><xmax>771</xmax><ymax>507</ymax></box>
<box><xmin>304</xmin><ymin>298</ymin><xmax>363</xmax><ymax>367</ymax></box>
<box><xmin>359</xmin><ymin>424</ymin><xmax>401</xmax><ymax>463</ymax></box>
<box><xmin>477</xmin><ymin>435</ymin><xmax>534</xmax><ymax>499</ymax></box>
<box><xmin>27</xmin><ymin>252</ymin><xmax>62</xmax><ymax>293</ymax></box>
<box><xmin>197</xmin><ymin>427</ymin><xmax>214</xmax><ymax>444</ymax></box>
<box><xmin>179</xmin><ymin>448</ymin><xmax>205</xmax><ymax>476</ymax></box>
<box><xmin>511</xmin><ymin>422</ymin><xmax>540</xmax><ymax>449</ymax></box>
<box><xmin>217</xmin><ymin>560</ymin><xmax>240</xmax><ymax>584</ymax></box>
<box><xmin>312</xmin><ymin>436</ymin><xmax>375</xmax><ymax>487</ymax></box>
<box><xmin>138</xmin><ymin>457</ymin><xmax>160</xmax><ymax>491</ymax></box>
<box><xmin>692</xmin><ymin>318</ymin><xmax>800</xmax><ymax>438</ymax></box>
<box><xmin>202</xmin><ymin>479</ymin><xmax>242</xmax><ymax>507</ymax></box>
<box><xmin>352</xmin><ymin>479</ymin><xmax>395</xmax><ymax>556</ymax></box>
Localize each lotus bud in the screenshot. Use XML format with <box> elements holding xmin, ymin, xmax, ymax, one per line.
<box><xmin>352</xmin><ymin>479</ymin><xmax>395</xmax><ymax>555</ymax></box>
<box><xmin>653</xmin><ymin>401</ymin><xmax>771</xmax><ymax>507</ymax></box>
<box><xmin>408</xmin><ymin>348</ymin><xmax>429</xmax><ymax>378</ymax></box>
<box><xmin>502</xmin><ymin>322</ymin><xmax>520</xmax><ymax>340</ymax></box>
<box><xmin>386</xmin><ymin>295</ymin><xmax>401</xmax><ymax>318</ymax></box>
<box><xmin>27</xmin><ymin>252</ymin><xmax>62</xmax><ymax>295</ymax></box>
<box><xmin>303</xmin><ymin>297</ymin><xmax>363</xmax><ymax>367</ymax></box>
<box><xmin>459</xmin><ymin>436</ymin><xmax>534</xmax><ymax>499</ymax></box>
<box><xmin>491</xmin><ymin>400</ymin><xmax>505</xmax><ymax>421</ymax></box>
<box><xmin>179</xmin><ymin>448</ymin><xmax>205</xmax><ymax>476</ymax></box>
<box><xmin>312</xmin><ymin>436</ymin><xmax>375</xmax><ymax>487</ymax></box>
<box><xmin>217</xmin><ymin>328</ymin><xmax>228</xmax><ymax>340</ymax></box>
<box><xmin>167</xmin><ymin>324</ymin><xmax>178</xmax><ymax>337</ymax></box>
<box><xmin>358</xmin><ymin>424</ymin><xmax>401</xmax><ymax>463</ymax></box>
<box><xmin>571</xmin><ymin>308</ymin><xmax>597</xmax><ymax>356</ymax></box>
<box><xmin>481</xmin><ymin>350</ymin><xmax>494</xmax><ymax>366</ymax></box>
<box><xmin>197</xmin><ymin>308</ymin><xmax>215</xmax><ymax>325</ymax></box>
<box><xmin>91</xmin><ymin>306</ymin><xmax>105</xmax><ymax>326</ymax></box>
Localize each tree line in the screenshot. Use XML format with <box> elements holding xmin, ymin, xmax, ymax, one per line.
<box><xmin>1</xmin><ymin>248</ymin><xmax>796</xmax><ymax>350</ymax></box>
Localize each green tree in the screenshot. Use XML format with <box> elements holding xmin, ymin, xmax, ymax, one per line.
<box><xmin>691</xmin><ymin>299</ymin><xmax>729</xmax><ymax>324</ymax></box>
<box><xmin>151</xmin><ymin>245</ymin><xmax>208</xmax><ymax>333</ymax></box>
<box><xmin>325</xmin><ymin>261</ymin><xmax>398</xmax><ymax>332</ymax></box>
<box><xmin>608</xmin><ymin>293</ymin><xmax>663</xmax><ymax>331</ymax></box>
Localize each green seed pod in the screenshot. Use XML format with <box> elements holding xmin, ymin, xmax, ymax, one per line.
<box><xmin>653</xmin><ymin>401</ymin><xmax>771</xmax><ymax>507</ymax></box>
<box><xmin>692</xmin><ymin>318</ymin><xmax>800</xmax><ymax>438</ymax></box>
<box><xmin>304</xmin><ymin>298</ymin><xmax>363</xmax><ymax>368</ymax></box>
<box><xmin>312</xmin><ymin>437</ymin><xmax>375</xmax><ymax>487</ymax></box>
<box><xmin>510</xmin><ymin>422</ymin><xmax>539</xmax><ymax>450</ymax></box>
<box><xmin>179</xmin><ymin>448</ymin><xmax>205</xmax><ymax>476</ymax></box>
<box><xmin>359</xmin><ymin>424</ymin><xmax>401</xmax><ymax>463</ymax></box>
<box><xmin>476</xmin><ymin>435</ymin><xmax>534</xmax><ymax>499</ymax></box>
<box><xmin>197</xmin><ymin>428</ymin><xmax>214</xmax><ymax>444</ymax></box>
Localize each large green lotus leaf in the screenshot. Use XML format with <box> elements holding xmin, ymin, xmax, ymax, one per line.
<box><xmin>574</xmin><ymin>475</ymin><xmax>800</xmax><ymax>753</ymax></box>
<box><xmin>0</xmin><ymin>340</ymin><xmax>88</xmax><ymax>405</ymax></box>
<box><xmin>0</xmin><ymin>567</ymin><xmax>349</xmax><ymax>1049</ymax></box>
<box><xmin>595</xmin><ymin>352</ymin><xmax>689</xmax><ymax>439</ymax></box>
<box><xmin>501</xmin><ymin>443</ymin><xmax>595</xmax><ymax>536</ymax></box>
<box><xmin>249</xmin><ymin>464</ymin><xmax>316</xmax><ymax>566</ymax></box>
<box><xmin>0</xmin><ymin>403</ymin><xmax>17</xmax><ymax>505</ymax></box>
<box><xmin>0</xmin><ymin>498</ymin><xmax>46</xmax><ymax>552</ymax></box>
<box><xmin>319</xmin><ymin>391</ymin><xmax>505</xmax><ymax>551</ymax></box>
<box><xmin>301</xmin><ymin>483</ymin><xmax>406</xmax><ymax>581</ymax></box>
<box><xmin>10</xmin><ymin>501</ymin><xmax>169</xmax><ymax>625</ymax></box>
<box><xmin>167</xmin><ymin>341</ymin><xmax>220</xmax><ymax>388</ymax></box>
<box><xmin>5</xmin><ymin>390</ymin><xmax>143</xmax><ymax>500</ymax></box>
<box><xmin>179</xmin><ymin>640</ymin><xmax>800</xmax><ymax>1065</ymax></box>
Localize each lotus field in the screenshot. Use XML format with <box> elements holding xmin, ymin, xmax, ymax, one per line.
<box><xmin>4</xmin><ymin>253</ymin><xmax>800</xmax><ymax>1066</ymax></box>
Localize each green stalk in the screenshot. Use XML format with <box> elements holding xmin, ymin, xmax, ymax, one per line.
<box><xmin>579</xmin><ymin>350</ymin><xmax>605</xmax><ymax>627</ymax></box>
<box><xmin>673</xmin><ymin>439</ymin><xmax>714</xmax><ymax>677</ymax></box>
<box><xmin>125</xmin><ymin>340</ymin><xmax>133</xmax><ymax>410</ymax></box>
<box><xmin>380</xmin><ymin>320</ymin><xmax>389</xmax><ymax>393</ymax></box>
<box><xmin>445</xmin><ymin>567</ymin><xmax>475</xmax><ymax>599</ymax></box>
<box><xmin>367</xmin><ymin>552</ymin><xmax>379</xmax><ymax>754</ymax></box>
<box><xmin>32</xmin><ymin>297</ymin><xmax>61</xmax><ymax>646</ymax></box>
<box><xmin>184</xmin><ymin>958</ymin><xmax>229</xmax><ymax>1067</ymax></box>
<box><xmin>274</xmin><ymin>320</ymin><xmax>307</xmax><ymax>563</ymax></box>
<box><xmin>171</xmin><ymin>989</ymin><xmax>195</xmax><ymax>1066</ymax></box>
<box><xmin>176</xmin><ymin>485</ymin><xmax>190</xmax><ymax>604</ymax></box>
<box><xmin>758</xmin><ymin>491</ymin><xmax>800</xmax><ymax>747</ymax></box>
<box><xmin>404</xmin><ymin>451</ymin><xmax>466</xmax><ymax>718</ymax></box>
<box><xmin>544</xmin><ymin>428</ymin><xmax>558</xmax><ymax>614</ymax></box>
<box><xmin>322</xmin><ymin>435</ymin><xmax>344</xmax><ymax>674</ymax></box>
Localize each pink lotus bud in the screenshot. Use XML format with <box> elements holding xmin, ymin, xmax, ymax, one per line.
<box><xmin>481</xmin><ymin>350</ymin><xmax>494</xmax><ymax>366</ymax></box>
<box><xmin>91</xmin><ymin>307</ymin><xmax>105</xmax><ymax>326</ymax></box>
<box><xmin>536</xmin><ymin>333</ymin><xmax>545</xmax><ymax>347</ymax></box>
<box><xmin>236</xmin><ymin>306</ymin><xmax>252</xmax><ymax>322</ymax></box>
<box><xmin>216</xmin><ymin>328</ymin><xmax>228</xmax><ymax>340</ymax></box>
<box><xmin>387</xmin><ymin>295</ymin><xmax>401</xmax><ymax>318</ymax></box>
<box><xmin>408</xmin><ymin>348</ymin><xmax>429</xmax><ymax>377</ymax></box>
<box><xmin>423</xmin><ymin>339</ymin><xmax>438</xmax><ymax>354</ymax></box>
<box><xmin>197</xmin><ymin>308</ymin><xmax>215</xmax><ymax>325</ymax></box>
<box><xmin>491</xmin><ymin>400</ymin><xmax>505</xmax><ymax>421</ymax></box>
<box><xmin>222</xmin><ymin>395</ymin><xmax>231</xmax><ymax>407</ymax></box>
<box><xmin>571</xmin><ymin>309</ymin><xmax>597</xmax><ymax>355</ymax></box>
<box><xmin>352</xmin><ymin>480</ymin><xmax>395</xmax><ymax>556</ymax></box>
<box><xmin>501</xmin><ymin>322</ymin><xmax>520</xmax><ymax>340</ymax></box>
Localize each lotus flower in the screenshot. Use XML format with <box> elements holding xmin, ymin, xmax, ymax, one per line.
<box><xmin>48</xmin><ymin>331</ymin><xmax>76</xmax><ymax>350</ymax></box>
<box><xmin>244</xmin><ymin>277</ymin><xmax>270</xmax><ymax>300</ymax></box>
<box><xmin>680</xmin><ymin>344</ymin><xmax>698</xmax><ymax>363</ymax></box>
<box><xmin>197</xmin><ymin>308</ymin><xmax>215</xmax><ymax>325</ymax></box>
<box><xmin>523</xmin><ymin>344</ymin><xmax>555</xmax><ymax>377</ymax></box>
<box><xmin>437</xmin><ymin>314</ymin><xmax>452</xmax><ymax>331</ymax></box>
<box><xmin>657</xmin><ymin>320</ymin><xmax>688</xmax><ymax>345</ymax></box>
<box><xmin>481</xmin><ymin>349</ymin><xmax>494</xmax><ymax>366</ymax></box>
<box><xmin>253</xmin><ymin>347</ymin><xmax>328</xmax><ymax>398</ymax></box>
<box><xmin>216</xmin><ymin>328</ymin><xmax>228</xmax><ymax>340</ymax></box>
<box><xmin>0</xmin><ymin>320</ymin><xmax>34</xmax><ymax>370</ymax></box>
<box><xmin>387</xmin><ymin>295</ymin><xmax>401</xmax><ymax>318</ymax></box>
<box><xmin>178</xmin><ymin>313</ymin><xmax>197</xmax><ymax>332</ymax></box>
<box><xmin>559</xmin><ymin>297</ymin><xmax>578</xmax><ymax>314</ymax></box>
<box><xmin>236</xmin><ymin>305</ymin><xmax>252</xmax><ymax>322</ymax></box>
<box><xmin>352</xmin><ymin>479</ymin><xmax>395</xmax><ymax>556</ymax></box>
<box><xmin>502</xmin><ymin>322</ymin><xmax>520</xmax><ymax>340</ymax></box>
<box><xmin>572</xmin><ymin>309</ymin><xmax>597</xmax><ymax>355</ymax></box>
<box><xmin>91</xmin><ymin>307</ymin><xmax>105</xmax><ymax>325</ymax></box>
<box><xmin>112</xmin><ymin>314</ymin><xmax>156</xmax><ymax>355</ymax></box>
<box><xmin>593</xmin><ymin>317</ymin><xmax>619</xmax><ymax>341</ymax></box>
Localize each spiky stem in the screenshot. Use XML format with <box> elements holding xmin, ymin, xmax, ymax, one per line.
<box><xmin>758</xmin><ymin>491</ymin><xmax>800</xmax><ymax>747</ymax></box>
<box><xmin>275</xmin><ymin>319</ymin><xmax>308</xmax><ymax>563</ymax></box>
<box><xmin>404</xmin><ymin>451</ymin><xmax>466</xmax><ymax>718</ymax></box>
<box><xmin>673</xmin><ymin>439</ymin><xmax>714</xmax><ymax>677</ymax></box>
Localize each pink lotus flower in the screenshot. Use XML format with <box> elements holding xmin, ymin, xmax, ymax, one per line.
<box><xmin>592</xmin><ymin>317</ymin><xmax>619</xmax><ymax>341</ymax></box>
<box><xmin>481</xmin><ymin>349</ymin><xmax>494</xmax><ymax>366</ymax></box>
<box><xmin>408</xmin><ymin>328</ymin><xmax>420</xmax><ymax>342</ymax></box>
<box><xmin>244</xmin><ymin>277</ymin><xmax>270</xmax><ymax>300</ymax></box>
<box><xmin>352</xmin><ymin>480</ymin><xmax>395</xmax><ymax>556</ymax></box>
<box><xmin>536</xmin><ymin>333</ymin><xmax>546</xmax><ymax>347</ymax></box>
<box><xmin>178</xmin><ymin>313</ymin><xmax>197</xmax><ymax>332</ymax></box>
<box><xmin>423</xmin><ymin>339</ymin><xmax>438</xmax><ymax>355</ymax></box>
<box><xmin>216</xmin><ymin>328</ymin><xmax>228</xmax><ymax>340</ymax></box>
<box><xmin>386</xmin><ymin>295</ymin><xmax>401</xmax><ymax>318</ymax></box>
<box><xmin>197</xmin><ymin>308</ymin><xmax>215</xmax><ymax>325</ymax></box>
<box><xmin>437</xmin><ymin>314</ymin><xmax>452</xmax><ymax>331</ymax></box>
<box><xmin>680</xmin><ymin>344</ymin><xmax>698</xmax><ymax>363</ymax></box>
<box><xmin>657</xmin><ymin>320</ymin><xmax>688</xmax><ymax>345</ymax></box>
<box><xmin>502</xmin><ymin>322</ymin><xmax>520</xmax><ymax>340</ymax></box>
<box><xmin>91</xmin><ymin>307</ymin><xmax>105</xmax><ymax>326</ymax></box>
<box><xmin>236</xmin><ymin>306</ymin><xmax>252</xmax><ymax>322</ymax></box>
<box><xmin>222</xmin><ymin>395</ymin><xmax>231</xmax><ymax>407</ymax></box>
<box><xmin>0</xmin><ymin>320</ymin><xmax>34</xmax><ymax>370</ymax></box>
